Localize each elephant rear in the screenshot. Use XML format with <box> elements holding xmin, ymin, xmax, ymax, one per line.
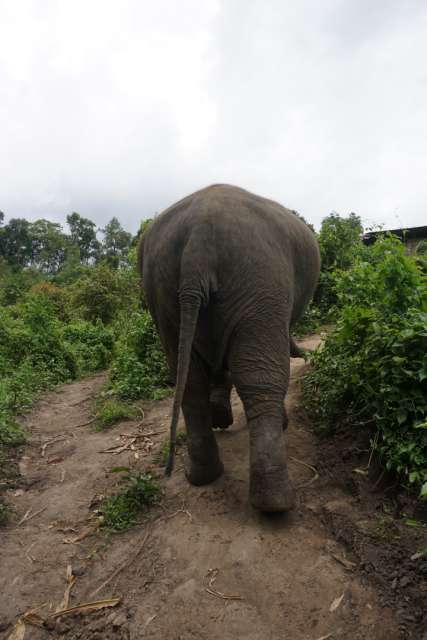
<box><xmin>138</xmin><ymin>184</ymin><xmax>320</xmax><ymax>510</ymax></box>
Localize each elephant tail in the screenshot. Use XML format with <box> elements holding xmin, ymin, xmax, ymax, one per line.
<box><xmin>165</xmin><ymin>292</ymin><xmax>202</xmax><ymax>476</ymax></box>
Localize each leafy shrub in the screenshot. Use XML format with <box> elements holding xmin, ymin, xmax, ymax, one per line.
<box><xmin>29</xmin><ymin>281</ymin><xmax>71</xmax><ymax>321</ymax></box>
<box><xmin>302</xmin><ymin>237</ymin><xmax>427</xmax><ymax>490</ymax></box>
<box><xmin>62</xmin><ymin>319</ymin><xmax>113</xmax><ymax>375</ymax></box>
<box><xmin>96</xmin><ymin>399</ymin><xmax>137</xmax><ymax>429</ymax></box>
<box><xmin>109</xmin><ymin>310</ymin><xmax>170</xmax><ymax>399</ymax></box>
<box><xmin>313</xmin><ymin>212</ymin><xmax>365</xmax><ymax>315</ymax></box>
<box><xmin>293</xmin><ymin>303</ymin><xmax>323</xmax><ymax>337</ymax></box>
<box><xmin>99</xmin><ymin>469</ymin><xmax>160</xmax><ymax>531</ymax></box>
<box><xmin>0</xmin><ymin>297</ymin><xmax>77</xmax><ymax>450</ymax></box>
<box><xmin>69</xmin><ymin>265</ymin><xmax>138</xmax><ymax>324</ymax></box>
<box><xmin>0</xmin><ymin>264</ymin><xmax>42</xmax><ymax>306</ymax></box>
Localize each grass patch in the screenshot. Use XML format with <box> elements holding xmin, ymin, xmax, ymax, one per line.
<box><xmin>0</xmin><ymin>501</ymin><xmax>11</xmax><ymax>526</ymax></box>
<box><xmin>96</xmin><ymin>398</ymin><xmax>137</xmax><ymax>429</ymax></box>
<box><xmin>99</xmin><ymin>469</ymin><xmax>160</xmax><ymax>531</ymax></box>
<box><xmin>156</xmin><ymin>431</ymin><xmax>187</xmax><ymax>465</ymax></box>
<box><xmin>0</xmin><ymin>420</ymin><xmax>26</xmax><ymax>486</ymax></box>
<box><xmin>0</xmin><ymin>419</ymin><xmax>27</xmax><ymax>447</ymax></box>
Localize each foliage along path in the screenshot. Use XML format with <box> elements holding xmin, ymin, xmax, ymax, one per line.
<box><xmin>0</xmin><ymin>336</ymin><xmax>403</xmax><ymax>640</ymax></box>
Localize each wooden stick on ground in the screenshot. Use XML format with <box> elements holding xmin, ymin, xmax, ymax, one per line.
<box><xmin>91</xmin><ymin>530</ymin><xmax>150</xmax><ymax>597</ymax></box>
<box><xmin>18</xmin><ymin>507</ymin><xmax>47</xmax><ymax>526</ymax></box>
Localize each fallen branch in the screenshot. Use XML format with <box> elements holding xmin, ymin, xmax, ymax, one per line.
<box><xmin>25</xmin><ymin>541</ymin><xmax>36</xmax><ymax>563</ymax></box>
<box><xmin>205</xmin><ymin>569</ymin><xmax>243</xmax><ymax>601</ymax></box>
<box><xmin>161</xmin><ymin>503</ymin><xmax>193</xmax><ymax>523</ymax></box>
<box><xmin>41</xmin><ymin>435</ymin><xmax>68</xmax><ymax>457</ymax></box>
<box><xmin>69</xmin><ymin>397</ymin><xmax>91</xmax><ymax>407</ymax></box>
<box><xmin>63</xmin><ymin>523</ymin><xmax>99</xmax><ymax>544</ymax></box>
<box><xmin>50</xmin><ymin>597</ymin><xmax>121</xmax><ymax>619</ymax></box>
<box><xmin>18</xmin><ymin>506</ymin><xmax>47</xmax><ymax>526</ymax></box>
<box><xmin>55</xmin><ymin>565</ymin><xmax>76</xmax><ymax>612</ymax></box>
<box><xmin>91</xmin><ymin>530</ymin><xmax>150</xmax><ymax>597</ymax></box>
<box><xmin>166</xmin><ymin>508</ymin><xmax>192</xmax><ymax>522</ymax></box>
<box><xmin>72</xmin><ymin>417</ymin><xmax>96</xmax><ymax>429</ymax></box>
<box><xmin>290</xmin><ymin>456</ymin><xmax>319</xmax><ymax>487</ymax></box>
<box><xmin>99</xmin><ymin>438</ymin><xmax>137</xmax><ymax>454</ymax></box>
<box><xmin>330</xmin><ymin>553</ymin><xmax>356</xmax><ymax>571</ymax></box>
<box><xmin>120</xmin><ymin>430</ymin><xmax>167</xmax><ymax>438</ymax></box>
<box><xmin>6</xmin><ymin>619</ymin><xmax>25</xmax><ymax>640</ymax></box>
<box><xmin>18</xmin><ymin>597</ymin><xmax>120</xmax><ymax>629</ymax></box>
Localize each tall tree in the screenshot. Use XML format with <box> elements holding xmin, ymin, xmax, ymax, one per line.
<box><xmin>101</xmin><ymin>217</ymin><xmax>132</xmax><ymax>267</ymax></box>
<box><xmin>66</xmin><ymin>212</ymin><xmax>100</xmax><ymax>263</ymax></box>
<box><xmin>30</xmin><ymin>219</ymin><xmax>68</xmax><ymax>274</ymax></box>
<box><xmin>318</xmin><ymin>212</ymin><xmax>363</xmax><ymax>271</ymax></box>
<box><xmin>0</xmin><ymin>218</ymin><xmax>33</xmax><ymax>267</ymax></box>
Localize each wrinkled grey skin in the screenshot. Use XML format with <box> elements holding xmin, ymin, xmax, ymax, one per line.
<box><xmin>138</xmin><ymin>184</ymin><xmax>320</xmax><ymax>512</ymax></box>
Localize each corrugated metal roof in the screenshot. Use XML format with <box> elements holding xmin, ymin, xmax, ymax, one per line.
<box><xmin>362</xmin><ymin>225</ymin><xmax>427</xmax><ymax>245</ymax></box>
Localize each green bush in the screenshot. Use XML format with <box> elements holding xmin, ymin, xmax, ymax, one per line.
<box><xmin>0</xmin><ymin>263</ymin><xmax>42</xmax><ymax>306</ymax></box>
<box><xmin>96</xmin><ymin>399</ymin><xmax>137</xmax><ymax>429</ymax></box>
<box><xmin>69</xmin><ymin>264</ymin><xmax>138</xmax><ymax>324</ymax></box>
<box><xmin>293</xmin><ymin>303</ymin><xmax>323</xmax><ymax>337</ymax></box>
<box><xmin>313</xmin><ymin>212</ymin><xmax>366</xmax><ymax>316</ymax></box>
<box><xmin>62</xmin><ymin>319</ymin><xmax>113</xmax><ymax>375</ymax></box>
<box><xmin>109</xmin><ymin>310</ymin><xmax>170</xmax><ymax>400</ymax></box>
<box><xmin>302</xmin><ymin>236</ymin><xmax>427</xmax><ymax>490</ymax></box>
<box><xmin>0</xmin><ymin>296</ymin><xmax>77</xmax><ymax>450</ymax></box>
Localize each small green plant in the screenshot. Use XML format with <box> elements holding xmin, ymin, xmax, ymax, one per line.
<box><xmin>156</xmin><ymin>431</ymin><xmax>187</xmax><ymax>465</ymax></box>
<box><xmin>0</xmin><ymin>501</ymin><xmax>11</xmax><ymax>526</ymax></box>
<box><xmin>99</xmin><ymin>469</ymin><xmax>160</xmax><ymax>531</ymax></box>
<box><xmin>96</xmin><ymin>398</ymin><xmax>137</xmax><ymax>429</ymax></box>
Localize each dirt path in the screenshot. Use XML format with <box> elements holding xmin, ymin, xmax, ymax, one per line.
<box><xmin>0</xmin><ymin>337</ymin><xmax>403</xmax><ymax>640</ymax></box>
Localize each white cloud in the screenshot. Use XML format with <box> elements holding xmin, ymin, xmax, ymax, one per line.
<box><xmin>1</xmin><ymin>0</ymin><xmax>426</xmax><ymax>231</ymax></box>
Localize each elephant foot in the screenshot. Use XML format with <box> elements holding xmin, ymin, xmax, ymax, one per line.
<box><xmin>250</xmin><ymin>467</ymin><xmax>296</xmax><ymax>512</ymax></box>
<box><xmin>211</xmin><ymin>401</ymin><xmax>233</xmax><ymax>430</ymax></box>
<box><xmin>185</xmin><ymin>458</ymin><xmax>224</xmax><ymax>486</ymax></box>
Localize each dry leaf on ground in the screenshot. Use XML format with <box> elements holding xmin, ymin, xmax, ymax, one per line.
<box><xmin>55</xmin><ymin>565</ymin><xmax>76</xmax><ymax>612</ymax></box>
<box><xmin>329</xmin><ymin>593</ymin><xmax>345</xmax><ymax>612</ymax></box>
<box><xmin>50</xmin><ymin>597</ymin><xmax>121</xmax><ymax>619</ymax></box>
<box><xmin>6</xmin><ymin>619</ymin><xmax>26</xmax><ymax>640</ymax></box>
<box><xmin>63</xmin><ymin>523</ymin><xmax>99</xmax><ymax>544</ymax></box>
<box><xmin>205</xmin><ymin>568</ymin><xmax>243</xmax><ymax>601</ymax></box>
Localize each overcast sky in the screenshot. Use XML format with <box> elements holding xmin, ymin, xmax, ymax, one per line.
<box><xmin>1</xmin><ymin>0</ymin><xmax>426</xmax><ymax>233</ymax></box>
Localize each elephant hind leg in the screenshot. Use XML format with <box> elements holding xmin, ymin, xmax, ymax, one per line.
<box><xmin>182</xmin><ymin>354</ymin><xmax>224</xmax><ymax>486</ymax></box>
<box><xmin>228</xmin><ymin>322</ymin><xmax>295</xmax><ymax>512</ymax></box>
<box><xmin>210</xmin><ymin>370</ymin><xmax>233</xmax><ymax>429</ymax></box>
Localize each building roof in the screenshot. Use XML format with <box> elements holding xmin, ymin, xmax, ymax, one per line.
<box><xmin>362</xmin><ymin>225</ymin><xmax>427</xmax><ymax>245</ymax></box>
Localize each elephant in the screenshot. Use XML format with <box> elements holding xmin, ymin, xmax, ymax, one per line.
<box><xmin>138</xmin><ymin>184</ymin><xmax>320</xmax><ymax>512</ymax></box>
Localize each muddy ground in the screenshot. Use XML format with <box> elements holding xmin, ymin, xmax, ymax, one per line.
<box><xmin>0</xmin><ymin>335</ymin><xmax>426</xmax><ymax>640</ymax></box>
